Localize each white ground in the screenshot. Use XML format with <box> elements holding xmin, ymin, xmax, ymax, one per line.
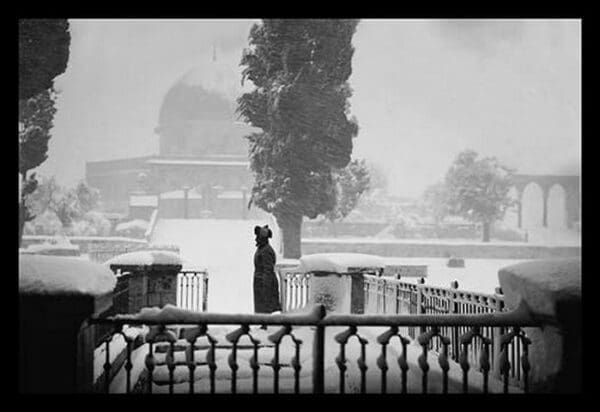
<box><xmin>151</xmin><ymin>218</ymin><xmax>280</xmax><ymax>314</ymax></box>
<box><xmin>151</xmin><ymin>218</ymin><xmax>577</xmax><ymax>310</ymax></box>
<box><xmin>384</xmin><ymin>257</ymin><xmax>532</xmax><ymax>294</ymax></box>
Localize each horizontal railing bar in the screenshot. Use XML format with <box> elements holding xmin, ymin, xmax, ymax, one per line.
<box><xmin>90</xmin><ymin>305</ymin><xmax>326</xmax><ymax>326</ymax></box>
<box><xmin>91</xmin><ymin>303</ymin><xmax>542</xmax><ymax>328</ymax></box>
<box><xmin>321</xmin><ymin>311</ymin><xmax>537</xmax><ymax>327</ymax></box>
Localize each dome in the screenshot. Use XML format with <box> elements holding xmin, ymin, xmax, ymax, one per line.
<box><xmin>156</xmin><ymin>60</ymin><xmax>254</xmax><ymax>157</ymax></box>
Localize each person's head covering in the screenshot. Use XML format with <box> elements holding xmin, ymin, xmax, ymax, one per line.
<box><xmin>254</xmin><ymin>225</ymin><xmax>272</xmax><ymax>239</ymax></box>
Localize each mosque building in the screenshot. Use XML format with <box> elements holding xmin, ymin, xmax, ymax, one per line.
<box><xmin>85</xmin><ymin>50</ymin><xmax>265</xmax><ymax>221</ymax></box>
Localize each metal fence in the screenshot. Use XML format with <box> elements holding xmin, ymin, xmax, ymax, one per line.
<box><xmin>277</xmin><ymin>268</ymin><xmax>310</xmax><ymax>313</ymax></box>
<box><xmin>89</xmin><ymin>303</ymin><xmax>537</xmax><ymax>394</ymax></box>
<box><xmin>363</xmin><ymin>275</ymin><xmax>527</xmax><ymax>388</ymax></box>
<box><xmin>177</xmin><ymin>270</ymin><xmax>209</xmax><ymax>313</ymax></box>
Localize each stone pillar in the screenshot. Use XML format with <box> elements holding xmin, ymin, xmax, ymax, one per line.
<box><xmin>19</xmin><ymin>256</ymin><xmax>116</xmax><ymax>393</ymax></box>
<box><xmin>498</xmin><ymin>259</ymin><xmax>581</xmax><ymax>393</ymax></box>
<box><xmin>107</xmin><ymin>251</ymin><xmax>183</xmax><ymax>314</ymax></box>
<box><xmin>308</xmin><ymin>272</ymin><xmax>367</xmax><ymax>314</ymax></box>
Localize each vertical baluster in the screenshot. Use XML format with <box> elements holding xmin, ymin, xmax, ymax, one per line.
<box><xmin>377</xmin><ymin>343</ymin><xmax>388</xmax><ymax>394</ymax></box>
<box><xmin>312</xmin><ymin>320</ymin><xmax>325</xmax><ymax>394</ymax></box>
<box><xmin>250</xmin><ymin>340</ymin><xmax>260</xmax><ymax>394</ymax></box>
<box><xmin>103</xmin><ymin>338</ymin><xmax>111</xmax><ymax>393</ymax></box>
<box><xmin>186</xmin><ymin>336</ymin><xmax>197</xmax><ymax>394</ymax></box>
<box><xmin>516</xmin><ymin>332</ymin><xmax>522</xmax><ymax>381</ymax></box>
<box><xmin>177</xmin><ymin>274</ymin><xmax>181</xmax><ymax>307</ymax></box>
<box><xmin>293</xmin><ymin>340</ymin><xmax>302</xmax><ymax>393</ymax></box>
<box><xmin>418</xmin><ymin>340</ymin><xmax>429</xmax><ymax>393</ymax></box>
<box><xmin>499</xmin><ymin>331</ymin><xmax>512</xmax><ymax>394</ymax></box>
<box><xmin>459</xmin><ymin>339</ymin><xmax>470</xmax><ymax>393</ymax></box>
<box><xmin>480</xmin><ymin>340</ymin><xmax>491</xmax><ymax>394</ymax></box>
<box><xmin>358</xmin><ymin>338</ymin><xmax>368</xmax><ymax>394</ymax></box>
<box><xmin>167</xmin><ymin>341</ymin><xmax>176</xmax><ymax>394</ymax></box>
<box><xmin>229</xmin><ymin>342</ymin><xmax>238</xmax><ymax>394</ymax></box>
<box><xmin>438</xmin><ymin>338</ymin><xmax>450</xmax><ymax>394</ymax></box>
<box><xmin>123</xmin><ymin>336</ymin><xmax>132</xmax><ymax>394</ymax></box>
<box><xmin>272</xmin><ymin>343</ymin><xmax>280</xmax><ymax>394</ymax></box>
<box><xmin>336</xmin><ymin>344</ymin><xmax>346</xmax><ymax>394</ymax></box>
<box><xmin>511</xmin><ymin>333</ymin><xmax>516</xmax><ymax>379</ymax></box>
<box><xmin>522</xmin><ymin>336</ymin><xmax>531</xmax><ymax>394</ymax></box>
<box><xmin>189</xmin><ymin>274</ymin><xmax>194</xmax><ymax>311</ymax></box>
<box><xmin>398</xmin><ymin>336</ymin><xmax>409</xmax><ymax>394</ymax></box>
<box><xmin>207</xmin><ymin>338</ymin><xmax>217</xmax><ymax>394</ymax></box>
<box><xmin>145</xmin><ymin>342</ymin><xmax>155</xmax><ymax>394</ymax></box>
<box><xmin>202</xmin><ymin>274</ymin><xmax>209</xmax><ymax>312</ymax></box>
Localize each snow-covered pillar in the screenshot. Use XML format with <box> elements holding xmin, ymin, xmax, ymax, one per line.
<box><xmin>298</xmin><ymin>254</ymin><xmax>385</xmax><ymax>314</ymax></box>
<box><xmin>19</xmin><ymin>255</ymin><xmax>116</xmax><ymax>393</ymax></box>
<box><xmin>498</xmin><ymin>259</ymin><xmax>581</xmax><ymax>393</ymax></box>
<box><xmin>106</xmin><ymin>250</ymin><xmax>183</xmax><ymax>314</ymax></box>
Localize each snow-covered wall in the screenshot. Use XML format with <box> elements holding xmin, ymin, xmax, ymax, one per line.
<box><xmin>301</xmin><ymin>239</ymin><xmax>581</xmax><ymax>260</ymax></box>
<box><xmin>19</xmin><ymin>255</ymin><xmax>116</xmax><ymax>296</ymax></box>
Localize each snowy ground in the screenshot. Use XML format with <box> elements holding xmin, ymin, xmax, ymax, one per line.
<box><xmin>151</xmin><ymin>218</ymin><xmax>280</xmax><ymax>314</ymax></box>
<box><xmin>384</xmin><ymin>257</ymin><xmax>532</xmax><ymax>294</ymax></box>
<box><xmin>151</xmin><ymin>218</ymin><xmax>576</xmax><ymax>311</ymax></box>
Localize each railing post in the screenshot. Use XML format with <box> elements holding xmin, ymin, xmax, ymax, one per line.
<box><xmin>312</xmin><ymin>304</ymin><xmax>327</xmax><ymax>394</ymax></box>
<box><xmin>381</xmin><ymin>278</ymin><xmax>387</xmax><ymax>314</ymax></box>
<box><xmin>417</xmin><ymin>277</ymin><xmax>426</xmax><ymax>335</ymax></box>
<box><xmin>202</xmin><ymin>272</ymin><xmax>209</xmax><ymax>312</ymax></box>
<box><xmin>498</xmin><ymin>259</ymin><xmax>581</xmax><ymax>393</ymax></box>
<box><xmin>19</xmin><ymin>255</ymin><xmax>115</xmax><ymax>393</ymax></box>
<box><xmin>492</xmin><ymin>286</ymin><xmax>504</xmax><ymax>379</ymax></box>
<box><xmin>450</xmin><ymin>280</ymin><xmax>460</xmax><ymax>361</ymax></box>
<box><xmin>395</xmin><ymin>276</ymin><xmax>401</xmax><ymax>314</ymax></box>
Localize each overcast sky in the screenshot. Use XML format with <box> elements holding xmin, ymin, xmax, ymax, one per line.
<box><xmin>39</xmin><ymin>19</ymin><xmax>581</xmax><ymax>197</ymax></box>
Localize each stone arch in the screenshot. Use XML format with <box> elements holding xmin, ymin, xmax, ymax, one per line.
<box><xmin>521</xmin><ymin>182</ymin><xmax>544</xmax><ymax>229</ymax></box>
<box><xmin>503</xmin><ymin>186</ymin><xmax>520</xmax><ymax>228</ymax></box>
<box><xmin>547</xmin><ymin>184</ymin><xmax>568</xmax><ymax>229</ymax></box>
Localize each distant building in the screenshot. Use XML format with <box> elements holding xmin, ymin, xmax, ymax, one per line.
<box><xmin>86</xmin><ymin>56</ymin><xmax>266</xmax><ymax>221</ymax></box>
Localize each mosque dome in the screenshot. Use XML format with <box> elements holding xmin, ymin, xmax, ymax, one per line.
<box><xmin>156</xmin><ymin>53</ymin><xmax>254</xmax><ymax>157</ymax></box>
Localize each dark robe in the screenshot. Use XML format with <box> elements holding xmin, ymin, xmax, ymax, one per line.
<box><xmin>253</xmin><ymin>242</ymin><xmax>281</xmax><ymax>313</ymax></box>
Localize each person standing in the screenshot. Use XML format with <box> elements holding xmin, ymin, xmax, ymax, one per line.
<box><xmin>253</xmin><ymin>225</ymin><xmax>282</xmax><ymax>314</ymax></box>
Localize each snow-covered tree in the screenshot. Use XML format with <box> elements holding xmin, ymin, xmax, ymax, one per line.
<box><xmin>19</xmin><ymin>19</ymin><xmax>70</xmax><ymax>246</ymax></box>
<box><xmin>324</xmin><ymin>159</ymin><xmax>371</xmax><ymax>235</ymax></box>
<box><xmin>19</xmin><ymin>89</ymin><xmax>58</xmax><ymax>245</ymax></box>
<box><xmin>444</xmin><ymin>150</ymin><xmax>515</xmax><ymax>242</ymax></box>
<box><xmin>19</xmin><ymin>19</ymin><xmax>70</xmax><ymax>101</ymax></box>
<box><xmin>420</xmin><ymin>181</ymin><xmax>451</xmax><ymax>224</ymax></box>
<box><xmin>238</xmin><ymin>19</ymin><xmax>360</xmax><ymax>258</ymax></box>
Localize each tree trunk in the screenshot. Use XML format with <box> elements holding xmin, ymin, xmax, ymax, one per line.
<box><xmin>482</xmin><ymin>221</ymin><xmax>491</xmax><ymax>243</ymax></box>
<box><xmin>276</xmin><ymin>213</ymin><xmax>303</xmax><ymax>259</ymax></box>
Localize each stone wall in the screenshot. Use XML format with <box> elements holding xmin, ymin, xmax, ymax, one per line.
<box><xmin>301</xmin><ymin>239</ymin><xmax>581</xmax><ymax>260</ymax></box>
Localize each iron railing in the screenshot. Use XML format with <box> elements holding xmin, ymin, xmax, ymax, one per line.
<box><xmin>363</xmin><ymin>274</ymin><xmax>526</xmax><ymax>388</ymax></box>
<box><xmin>177</xmin><ymin>270</ymin><xmax>209</xmax><ymax>313</ymax></box>
<box><xmin>278</xmin><ymin>268</ymin><xmax>310</xmax><ymax>313</ymax></box>
<box><xmin>88</xmin><ymin>303</ymin><xmax>538</xmax><ymax>394</ymax></box>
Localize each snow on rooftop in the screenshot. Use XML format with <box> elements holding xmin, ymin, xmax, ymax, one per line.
<box><xmin>105</xmin><ymin>250</ymin><xmax>183</xmax><ymax>267</ymax></box>
<box><xmin>19</xmin><ymin>255</ymin><xmax>116</xmax><ymax>296</ymax></box>
<box><xmin>298</xmin><ymin>253</ymin><xmax>386</xmax><ymax>274</ymax></box>
<box><xmin>115</xmin><ymin>219</ymin><xmax>149</xmax><ymax>232</ymax></box>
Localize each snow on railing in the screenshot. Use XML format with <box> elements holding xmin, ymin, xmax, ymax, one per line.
<box><xmin>89</xmin><ymin>303</ymin><xmax>538</xmax><ymax>394</ymax></box>
<box><xmin>362</xmin><ymin>274</ymin><xmax>528</xmax><ymax>388</ymax></box>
